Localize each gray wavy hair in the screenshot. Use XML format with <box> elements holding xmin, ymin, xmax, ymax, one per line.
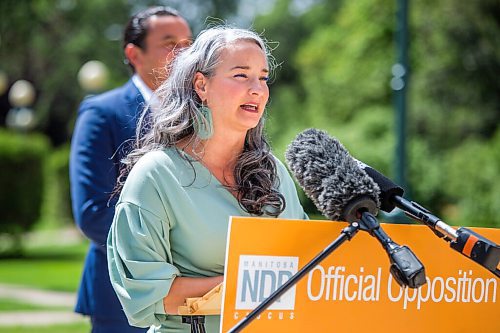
<box><xmin>116</xmin><ymin>26</ymin><xmax>286</xmax><ymax>216</ymax></box>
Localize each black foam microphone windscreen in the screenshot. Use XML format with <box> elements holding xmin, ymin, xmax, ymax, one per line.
<box><xmin>285</xmin><ymin>128</ymin><xmax>381</xmax><ymax>221</ymax></box>
<box><xmin>355</xmin><ymin>160</ymin><xmax>405</xmax><ymax>212</ymax></box>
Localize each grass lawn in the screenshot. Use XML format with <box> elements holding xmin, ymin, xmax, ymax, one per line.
<box><xmin>0</xmin><ymin>241</ymin><xmax>88</xmax><ymax>292</ymax></box>
<box><xmin>0</xmin><ymin>298</ymin><xmax>70</xmax><ymax>311</ymax></box>
<box><xmin>0</xmin><ymin>322</ymin><xmax>91</xmax><ymax>333</ymax></box>
<box><xmin>0</xmin><ymin>238</ymin><xmax>91</xmax><ymax>332</ymax></box>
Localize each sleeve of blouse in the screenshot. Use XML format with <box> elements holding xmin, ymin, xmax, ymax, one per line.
<box><xmin>107</xmin><ymin>201</ymin><xmax>180</xmax><ymax>328</ymax></box>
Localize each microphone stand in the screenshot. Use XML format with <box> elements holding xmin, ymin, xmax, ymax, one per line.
<box><xmin>227</xmin><ymin>212</ymin><xmax>425</xmax><ymax>333</ymax></box>
<box><xmin>181</xmin><ymin>315</ymin><xmax>206</xmax><ymax>333</ymax></box>
<box><xmin>393</xmin><ymin>195</ymin><xmax>500</xmax><ymax>278</ymax></box>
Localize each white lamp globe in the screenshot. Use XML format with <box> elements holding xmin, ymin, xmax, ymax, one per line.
<box><xmin>78</xmin><ymin>60</ymin><xmax>109</xmax><ymax>92</ymax></box>
<box><xmin>8</xmin><ymin>80</ymin><xmax>36</xmax><ymax>107</ymax></box>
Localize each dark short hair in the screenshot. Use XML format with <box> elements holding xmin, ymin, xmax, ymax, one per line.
<box><xmin>123</xmin><ymin>6</ymin><xmax>181</xmax><ymax>70</ymax></box>
<box><xmin>124</xmin><ymin>6</ymin><xmax>180</xmax><ymax>50</ymax></box>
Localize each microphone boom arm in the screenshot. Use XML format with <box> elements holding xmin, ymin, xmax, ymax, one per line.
<box><xmin>392</xmin><ymin>195</ymin><xmax>500</xmax><ymax>278</ymax></box>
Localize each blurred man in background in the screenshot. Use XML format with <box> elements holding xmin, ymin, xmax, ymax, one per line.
<box><xmin>70</xmin><ymin>6</ymin><xmax>192</xmax><ymax>332</ymax></box>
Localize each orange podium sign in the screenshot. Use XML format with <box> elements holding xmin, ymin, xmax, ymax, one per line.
<box><xmin>220</xmin><ymin>217</ymin><xmax>499</xmax><ymax>333</ymax></box>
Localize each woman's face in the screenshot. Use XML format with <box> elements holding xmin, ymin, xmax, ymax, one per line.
<box><xmin>198</xmin><ymin>40</ymin><xmax>270</xmax><ymax>134</ymax></box>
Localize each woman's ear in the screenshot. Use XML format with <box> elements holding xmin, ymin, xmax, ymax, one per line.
<box><xmin>193</xmin><ymin>72</ymin><xmax>208</xmax><ymax>101</ymax></box>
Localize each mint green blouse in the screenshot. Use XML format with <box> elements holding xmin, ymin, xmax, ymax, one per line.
<box><xmin>107</xmin><ymin>148</ymin><xmax>306</xmax><ymax>332</ymax></box>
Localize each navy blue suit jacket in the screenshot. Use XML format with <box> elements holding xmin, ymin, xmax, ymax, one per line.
<box><xmin>70</xmin><ymin>79</ymin><xmax>145</xmax><ymax>319</ymax></box>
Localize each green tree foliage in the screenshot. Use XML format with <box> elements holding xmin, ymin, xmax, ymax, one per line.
<box><xmin>443</xmin><ymin>130</ymin><xmax>500</xmax><ymax>227</ymax></box>
<box><xmin>411</xmin><ymin>0</ymin><xmax>500</xmax><ymax>150</ymax></box>
<box><xmin>1</xmin><ymin>0</ymin><xmax>498</xmax><ymax>228</ymax></box>
<box><xmin>296</xmin><ymin>0</ymin><xmax>394</xmax><ymax>124</ymax></box>
<box><xmin>257</xmin><ymin>0</ymin><xmax>397</xmax><ymax>214</ymax></box>
<box><xmin>0</xmin><ymin>0</ymin><xmax>240</xmax><ymax>236</ymax></box>
<box><xmin>408</xmin><ymin>0</ymin><xmax>499</xmax><ymax>225</ymax></box>
<box><xmin>0</xmin><ymin>0</ymin><xmax>131</xmax><ymax>144</ymax></box>
<box><xmin>256</xmin><ymin>0</ymin><xmax>344</xmax><ymax>151</ymax></box>
<box><xmin>0</xmin><ymin>0</ymin><xmax>239</xmax><ymax>145</ymax></box>
<box><xmin>255</xmin><ymin>0</ymin><xmax>499</xmax><ymax>226</ymax></box>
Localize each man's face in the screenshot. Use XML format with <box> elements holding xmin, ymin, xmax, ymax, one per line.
<box><xmin>136</xmin><ymin>15</ymin><xmax>192</xmax><ymax>89</ymax></box>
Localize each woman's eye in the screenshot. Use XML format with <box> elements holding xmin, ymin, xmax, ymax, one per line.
<box><xmin>234</xmin><ymin>73</ymin><xmax>247</xmax><ymax>78</ymax></box>
<box><xmin>260</xmin><ymin>76</ymin><xmax>269</xmax><ymax>82</ymax></box>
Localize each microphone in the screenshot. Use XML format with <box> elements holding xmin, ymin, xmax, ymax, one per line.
<box><xmin>355</xmin><ymin>162</ymin><xmax>457</xmax><ymax>238</ymax></box>
<box><xmin>354</xmin><ymin>160</ymin><xmax>404</xmax><ymax>213</ymax></box>
<box><xmin>284</xmin><ymin>127</ymin><xmax>380</xmax><ymax>222</ymax></box>
<box><xmin>287</xmin><ymin>128</ymin><xmax>499</xmax><ymax>278</ymax></box>
<box><xmin>285</xmin><ymin>128</ymin><xmax>426</xmax><ymax>288</ymax></box>
<box><xmin>356</xmin><ymin>157</ymin><xmax>500</xmax><ymax>277</ymax></box>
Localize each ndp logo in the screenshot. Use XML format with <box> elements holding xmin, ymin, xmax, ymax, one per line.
<box><xmin>235</xmin><ymin>255</ymin><xmax>299</xmax><ymax>310</ymax></box>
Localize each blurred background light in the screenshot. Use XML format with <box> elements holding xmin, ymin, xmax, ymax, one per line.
<box><xmin>105</xmin><ymin>24</ymin><xmax>123</xmax><ymax>41</ymax></box>
<box><xmin>77</xmin><ymin>60</ymin><xmax>109</xmax><ymax>92</ymax></box>
<box><xmin>8</xmin><ymin>80</ymin><xmax>36</xmax><ymax>108</ymax></box>
<box><xmin>6</xmin><ymin>107</ymin><xmax>36</xmax><ymax>131</ymax></box>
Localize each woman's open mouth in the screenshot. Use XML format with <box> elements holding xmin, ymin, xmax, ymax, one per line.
<box><xmin>240</xmin><ymin>103</ymin><xmax>259</xmax><ymax>113</ymax></box>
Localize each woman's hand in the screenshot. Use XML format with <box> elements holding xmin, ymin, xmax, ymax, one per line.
<box><xmin>163</xmin><ymin>275</ymin><xmax>224</xmax><ymax>314</ymax></box>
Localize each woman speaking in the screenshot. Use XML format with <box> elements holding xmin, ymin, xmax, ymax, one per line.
<box><xmin>107</xmin><ymin>26</ymin><xmax>306</xmax><ymax>333</ymax></box>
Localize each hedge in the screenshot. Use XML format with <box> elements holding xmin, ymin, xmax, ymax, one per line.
<box><xmin>0</xmin><ymin>130</ymin><xmax>50</xmax><ymax>251</ymax></box>
<box><xmin>42</xmin><ymin>144</ymin><xmax>72</xmax><ymax>226</ymax></box>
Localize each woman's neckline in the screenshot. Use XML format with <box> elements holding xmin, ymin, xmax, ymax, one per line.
<box><xmin>173</xmin><ymin>147</ymin><xmax>241</xmax><ymax>202</ymax></box>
